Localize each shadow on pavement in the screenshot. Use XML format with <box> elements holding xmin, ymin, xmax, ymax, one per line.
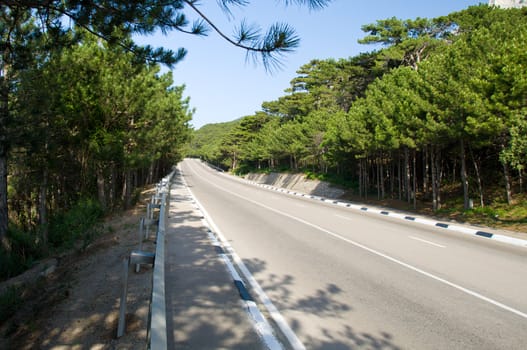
<box><xmin>165</xmin><ymin>209</ymin><xmax>265</xmax><ymax>349</ymax></box>
<box><xmin>243</xmin><ymin>257</ymin><xmax>403</xmax><ymax>350</ymax></box>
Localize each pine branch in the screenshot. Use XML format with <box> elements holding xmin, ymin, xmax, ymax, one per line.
<box><xmin>184</xmin><ymin>0</ymin><xmax>302</xmax><ymax>71</ymax></box>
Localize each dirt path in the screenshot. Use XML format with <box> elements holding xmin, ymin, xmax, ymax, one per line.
<box><xmin>1</xmin><ymin>187</ymin><xmax>158</xmax><ymax>350</ymax></box>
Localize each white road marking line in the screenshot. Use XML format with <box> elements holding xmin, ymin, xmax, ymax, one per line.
<box><xmin>182</xmin><ymin>163</ymin><xmax>300</xmax><ymax>350</ymax></box>
<box><xmin>409</xmin><ymin>236</ymin><xmax>446</xmax><ymax>248</ymax></box>
<box><xmin>219</xmin><ymin>252</ymin><xmax>284</xmax><ymax>350</ymax></box>
<box><xmin>189</xmin><ymin>160</ymin><xmax>527</xmax><ymax>321</ymax></box>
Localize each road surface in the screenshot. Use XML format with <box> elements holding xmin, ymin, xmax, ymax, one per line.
<box><xmin>179</xmin><ymin>158</ymin><xmax>527</xmax><ymax>349</ymax></box>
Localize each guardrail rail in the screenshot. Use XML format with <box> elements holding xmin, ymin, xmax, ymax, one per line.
<box><xmin>117</xmin><ymin>168</ymin><xmax>175</xmax><ymax>350</ymax></box>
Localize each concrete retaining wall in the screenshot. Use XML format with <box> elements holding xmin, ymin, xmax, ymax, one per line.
<box><xmin>244</xmin><ymin>172</ymin><xmax>345</xmax><ymax>199</ymax></box>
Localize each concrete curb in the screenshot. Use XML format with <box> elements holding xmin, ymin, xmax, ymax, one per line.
<box><xmin>240</xmin><ymin>179</ymin><xmax>527</xmax><ymax>249</ymax></box>
<box><xmin>177</xmin><ymin>165</ymin><xmax>289</xmax><ymax>350</ymax></box>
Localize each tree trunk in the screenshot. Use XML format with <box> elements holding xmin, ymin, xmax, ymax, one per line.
<box><xmin>390</xmin><ymin>156</ymin><xmax>395</xmax><ymax>197</ymax></box>
<box><xmin>0</xmin><ymin>72</ymin><xmax>9</xmax><ymax>243</ymax></box>
<box><xmin>503</xmin><ymin>161</ymin><xmax>513</xmax><ymax>205</ymax></box>
<box><xmin>452</xmin><ymin>158</ymin><xmax>457</xmax><ymax>185</ymax></box>
<box><xmin>519</xmin><ymin>168</ymin><xmax>523</xmax><ymax>193</ymax></box>
<box><xmin>232</xmin><ymin>151</ymin><xmax>238</xmax><ymax>170</ymax></box>
<box><xmin>109</xmin><ymin>163</ymin><xmax>116</xmax><ymax>209</ymax></box>
<box><xmin>376</xmin><ymin>158</ymin><xmax>381</xmax><ymax>200</ymax></box>
<box><xmin>398</xmin><ymin>152</ymin><xmax>402</xmax><ymax>200</ymax></box>
<box><xmin>469</xmin><ymin>145</ymin><xmax>484</xmax><ymax>207</ymax></box>
<box><xmin>431</xmin><ymin>146</ymin><xmax>441</xmax><ymax>211</ymax></box>
<box><xmin>413</xmin><ymin>150</ymin><xmax>417</xmax><ymax>210</ymax></box>
<box><xmin>39</xmin><ymin>168</ymin><xmax>49</xmax><ymax>245</ymax></box>
<box><xmin>0</xmin><ymin>152</ymin><xmax>8</xmax><ymax>244</ymax></box>
<box><xmin>153</xmin><ymin>160</ymin><xmax>160</xmax><ymax>184</ymax></box>
<box><xmin>423</xmin><ymin>146</ymin><xmax>429</xmax><ymax>200</ymax></box>
<box><xmin>97</xmin><ymin>166</ymin><xmax>107</xmax><ymax>211</ymax></box>
<box><xmin>358</xmin><ymin>160</ymin><xmax>363</xmax><ymax>199</ymax></box>
<box><xmin>122</xmin><ymin>170</ymin><xmax>132</xmax><ymax>209</ymax></box>
<box><xmin>460</xmin><ymin>139</ymin><xmax>470</xmax><ymax>210</ymax></box>
<box><xmin>381</xmin><ymin>158</ymin><xmax>385</xmax><ymax>199</ymax></box>
<box><xmin>147</xmin><ymin>162</ymin><xmax>155</xmax><ymax>184</ymax></box>
<box><xmin>404</xmin><ymin>147</ymin><xmax>411</xmax><ymax>203</ymax></box>
<box><xmin>364</xmin><ymin>158</ymin><xmax>369</xmax><ymax>200</ymax></box>
<box><xmin>436</xmin><ymin>148</ymin><xmax>442</xmax><ymax>210</ymax></box>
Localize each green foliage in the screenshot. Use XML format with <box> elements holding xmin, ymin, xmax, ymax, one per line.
<box><xmin>304</xmin><ymin>170</ymin><xmax>358</xmax><ymax>189</ymax></box>
<box><xmin>2</xmin><ymin>1</ymin><xmax>332</xmax><ymax>70</ymax></box>
<box><xmin>434</xmin><ymin>195</ymin><xmax>527</xmax><ymax>229</ymax></box>
<box><xmin>0</xmin><ymin>286</ymin><xmax>23</xmax><ymax>324</ymax></box>
<box><xmin>192</xmin><ymin>5</ymin><xmax>527</xmax><ymax>214</ymax></box>
<box><xmin>1</xmin><ymin>0</ymin><xmax>329</xmax><ymax>279</ymax></box>
<box><xmin>48</xmin><ymin>199</ymin><xmax>104</xmax><ymax>250</ymax></box>
<box><xmin>468</xmin><ymin>206</ymin><xmax>503</xmax><ymax>221</ymax></box>
<box><xmin>188</xmin><ymin>119</ymin><xmax>242</xmax><ymax>165</ymax></box>
<box><xmin>0</xmin><ymin>227</ymin><xmax>43</xmax><ymax>280</ymax></box>
<box><xmin>10</xmin><ymin>30</ymin><xmax>193</xmax><ymax>224</ymax></box>
<box><xmin>359</xmin><ymin>15</ymin><xmax>454</xmax><ymax>70</ymax></box>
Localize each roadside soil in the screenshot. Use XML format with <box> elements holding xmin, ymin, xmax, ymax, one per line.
<box><xmin>0</xmin><ymin>186</ymin><xmax>158</xmax><ymax>350</ymax></box>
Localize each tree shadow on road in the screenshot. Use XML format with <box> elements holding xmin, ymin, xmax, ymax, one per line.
<box><xmin>243</xmin><ymin>257</ymin><xmax>403</xmax><ymax>350</ymax></box>
<box><xmin>301</xmin><ymin>325</ymin><xmax>402</xmax><ymax>350</ymax></box>
<box><xmin>165</xmin><ymin>217</ymin><xmax>266</xmax><ymax>349</ymax></box>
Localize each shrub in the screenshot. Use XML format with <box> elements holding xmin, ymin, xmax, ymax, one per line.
<box><xmin>0</xmin><ymin>286</ymin><xmax>23</xmax><ymax>324</ymax></box>
<box><xmin>48</xmin><ymin>198</ymin><xmax>104</xmax><ymax>249</ymax></box>
<box><xmin>0</xmin><ymin>227</ymin><xmax>43</xmax><ymax>281</ymax></box>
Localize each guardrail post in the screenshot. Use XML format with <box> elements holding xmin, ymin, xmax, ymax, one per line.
<box><xmin>136</xmin><ymin>217</ymin><xmax>146</xmax><ymax>273</ymax></box>
<box><xmin>146</xmin><ymin>202</ymin><xmax>152</xmax><ymax>239</ymax></box>
<box><xmin>146</xmin><ymin>202</ymin><xmax>161</xmax><ymax>239</ymax></box>
<box><xmin>117</xmin><ymin>257</ymin><xmax>130</xmax><ymax>338</ymax></box>
<box><xmin>117</xmin><ymin>250</ymin><xmax>155</xmax><ymax>338</ymax></box>
<box><xmin>117</xmin><ymin>169</ymin><xmax>174</xmax><ymax>347</ymax></box>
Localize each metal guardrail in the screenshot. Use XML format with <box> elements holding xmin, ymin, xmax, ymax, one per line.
<box><xmin>149</xmin><ymin>169</ymin><xmax>176</xmax><ymax>350</ymax></box>
<box><xmin>117</xmin><ymin>168</ymin><xmax>175</xmax><ymax>350</ymax></box>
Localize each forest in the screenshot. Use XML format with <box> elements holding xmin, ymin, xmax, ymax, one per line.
<box><xmin>189</xmin><ymin>5</ymin><xmax>527</xmax><ymax>226</ymax></box>
<box><xmin>0</xmin><ymin>28</ymin><xmax>193</xmax><ymax>279</ymax></box>
<box><xmin>1</xmin><ymin>8</ymin><xmax>348</xmax><ymax>340</ymax></box>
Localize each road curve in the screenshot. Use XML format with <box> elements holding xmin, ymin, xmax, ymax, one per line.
<box><xmin>179</xmin><ymin>158</ymin><xmax>527</xmax><ymax>349</ymax></box>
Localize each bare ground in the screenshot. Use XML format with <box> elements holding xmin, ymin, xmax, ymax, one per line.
<box><xmin>0</xmin><ymin>187</ymin><xmax>158</xmax><ymax>350</ymax></box>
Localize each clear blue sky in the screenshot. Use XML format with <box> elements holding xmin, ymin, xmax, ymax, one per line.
<box><xmin>134</xmin><ymin>0</ymin><xmax>484</xmax><ymax>129</ymax></box>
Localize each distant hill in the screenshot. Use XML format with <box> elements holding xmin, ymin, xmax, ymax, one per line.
<box><xmin>188</xmin><ymin>119</ymin><xmax>242</xmax><ymax>168</ymax></box>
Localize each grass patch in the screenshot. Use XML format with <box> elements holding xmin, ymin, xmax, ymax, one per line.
<box><xmin>427</xmin><ymin>194</ymin><xmax>527</xmax><ymax>231</ymax></box>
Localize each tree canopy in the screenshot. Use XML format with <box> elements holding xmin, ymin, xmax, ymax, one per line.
<box><xmin>190</xmin><ymin>5</ymin><xmax>527</xmax><ymax>212</ymax></box>
<box><xmin>0</xmin><ymin>0</ymin><xmax>332</xmax><ymax>69</ymax></box>
<box><xmin>0</xmin><ymin>0</ymin><xmax>333</xmax><ymax>248</ymax></box>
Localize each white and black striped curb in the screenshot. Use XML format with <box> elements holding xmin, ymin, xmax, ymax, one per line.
<box><xmin>204</xmin><ymin>229</ymin><xmax>284</xmax><ymax>345</ymax></box>
<box><xmin>240</xmin><ymin>180</ymin><xmax>527</xmax><ymax>249</ymax></box>
<box><xmin>178</xmin><ymin>167</ymin><xmax>287</xmax><ymax>350</ymax></box>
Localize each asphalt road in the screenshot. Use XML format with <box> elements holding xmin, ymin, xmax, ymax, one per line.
<box><xmin>179</xmin><ymin>158</ymin><xmax>527</xmax><ymax>349</ymax></box>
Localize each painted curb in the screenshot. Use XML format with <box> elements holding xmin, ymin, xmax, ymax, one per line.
<box><xmin>235</xmin><ymin>177</ymin><xmax>527</xmax><ymax>249</ymax></box>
